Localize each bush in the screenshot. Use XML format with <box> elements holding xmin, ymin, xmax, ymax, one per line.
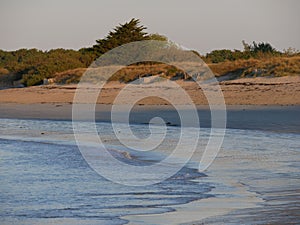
<box><xmin>22</xmin><ymin>74</ymin><xmax>45</xmax><ymax>86</ymax></box>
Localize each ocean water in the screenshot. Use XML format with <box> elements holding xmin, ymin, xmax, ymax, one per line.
<box><xmin>0</xmin><ymin>118</ymin><xmax>299</xmax><ymax>224</ymax></box>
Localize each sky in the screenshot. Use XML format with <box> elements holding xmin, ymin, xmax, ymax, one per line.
<box><xmin>0</xmin><ymin>0</ymin><xmax>299</xmax><ymax>54</ymax></box>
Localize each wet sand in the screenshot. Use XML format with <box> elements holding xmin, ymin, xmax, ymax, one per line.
<box><xmin>198</xmin><ymin>191</ymin><xmax>300</xmax><ymax>224</ymax></box>
<box><xmin>1</xmin><ymin>103</ymin><xmax>299</xmax><ymax>133</ymax></box>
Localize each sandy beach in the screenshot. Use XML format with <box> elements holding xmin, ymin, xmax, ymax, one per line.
<box><xmin>1</xmin><ymin>75</ymin><xmax>299</xmax><ymax>132</ymax></box>
<box><xmin>1</xmin><ymin>75</ymin><xmax>299</xmax><ymax>224</ymax></box>
<box><xmin>0</xmin><ymin>76</ymin><xmax>299</xmax><ymax>105</ymax></box>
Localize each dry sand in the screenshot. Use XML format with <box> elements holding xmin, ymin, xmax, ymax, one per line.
<box><xmin>0</xmin><ymin>76</ymin><xmax>299</xmax><ymax>105</ymax></box>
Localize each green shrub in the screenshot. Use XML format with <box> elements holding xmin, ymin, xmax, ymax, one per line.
<box><xmin>21</xmin><ymin>74</ymin><xmax>45</xmax><ymax>86</ymax></box>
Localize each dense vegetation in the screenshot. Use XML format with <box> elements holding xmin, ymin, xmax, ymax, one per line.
<box><xmin>204</xmin><ymin>41</ymin><xmax>288</xmax><ymax>63</ymax></box>
<box><xmin>0</xmin><ymin>18</ymin><xmax>299</xmax><ymax>87</ymax></box>
<box><xmin>0</xmin><ymin>48</ymin><xmax>95</xmax><ymax>86</ymax></box>
<box><xmin>209</xmin><ymin>56</ymin><xmax>300</xmax><ymax>78</ymax></box>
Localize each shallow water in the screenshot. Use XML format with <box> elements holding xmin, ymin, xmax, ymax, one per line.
<box><xmin>0</xmin><ymin>118</ymin><xmax>299</xmax><ymax>224</ymax></box>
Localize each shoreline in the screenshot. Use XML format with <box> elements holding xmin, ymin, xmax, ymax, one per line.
<box><xmin>2</xmin><ymin>117</ymin><xmax>298</xmax><ymax>225</ymax></box>
<box><xmin>123</xmin><ymin>175</ymin><xmax>264</xmax><ymax>225</ymax></box>
<box><xmin>1</xmin><ymin>103</ymin><xmax>299</xmax><ymax>133</ymax></box>
<box><xmin>1</xmin><ymin>120</ymin><xmax>298</xmax><ymax>225</ymax></box>
<box><xmin>1</xmin><ymin>106</ymin><xmax>299</xmax><ymax>224</ymax></box>
<box><xmin>1</xmin><ymin>76</ymin><xmax>299</xmax><ymax>224</ymax></box>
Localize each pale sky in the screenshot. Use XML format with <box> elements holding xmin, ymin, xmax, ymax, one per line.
<box><xmin>0</xmin><ymin>0</ymin><xmax>299</xmax><ymax>54</ymax></box>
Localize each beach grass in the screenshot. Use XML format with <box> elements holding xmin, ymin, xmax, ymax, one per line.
<box><xmin>49</xmin><ymin>56</ymin><xmax>300</xmax><ymax>85</ymax></box>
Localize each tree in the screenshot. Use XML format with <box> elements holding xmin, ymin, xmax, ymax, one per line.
<box><xmin>251</xmin><ymin>41</ymin><xmax>276</xmax><ymax>54</ymax></box>
<box><xmin>93</xmin><ymin>18</ymin><xmax>149</xmax><ymax>56</ymax></box>
<box><xmin>205</xmin><ymin>49</ymin><xmax>235</xmax><ymax>63</ymax></box>
<box><xmin>242</xmin><ymin>40</ymin><xmax>251</xmax><ymax>52</ymax></box>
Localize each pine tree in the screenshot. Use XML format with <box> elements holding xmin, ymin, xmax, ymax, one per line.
<box><xmin>251</xmin><ymin>41</ymin><xmax>276</xmax><ymax>53</ymax></box>
<box><xmin>93</xmin><ymin>18</ymin><xmax>148</xmax><ymax>56</ymax></box>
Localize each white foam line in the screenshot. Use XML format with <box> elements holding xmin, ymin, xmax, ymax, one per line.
<box><xmin>122</xmin><ymin>179</ymin><xmax>264</xmax><ymax>225</ymax></box>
